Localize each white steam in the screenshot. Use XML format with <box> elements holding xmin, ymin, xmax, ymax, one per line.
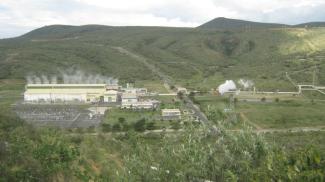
<box><xmin>238</xmin><ymin>79</ymin><xmax>254</xmax><ymax>89</ymax></box>
<box><xmin>218</xmin><ymin>80</ymin><xmax>236</xmax><ymax>95</ymax></box>
<box><xmin>41</xmin><ymin>75</ymin><xmax>49</xmax><ymax>84</ymax></box>
<box><xmin>25</xmin><ymin>70</ymin><xmax>118</xmax><ymax>84</ymax></box>
<box><xmin>50</xmin><ymin>76</ymin><xmax>57</xmax><ymax>84</ymax></box>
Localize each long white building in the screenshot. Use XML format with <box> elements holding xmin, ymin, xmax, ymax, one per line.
<box><xmin>24</xmin><ymin>84</ymin><xmax>117</xmax><ymax>103</ymax></box>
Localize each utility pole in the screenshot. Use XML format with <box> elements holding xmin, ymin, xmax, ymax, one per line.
<box><xmin>312</xmin><ymin>65</ymin><xmax>317</xmax><ymax>86</ymax></box>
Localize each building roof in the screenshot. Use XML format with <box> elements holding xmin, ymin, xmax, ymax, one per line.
<box><xmin>24</xmin><ymin>89</ymin><xmax>102</xmax><ymax>94</ymax></box>
<box><xmin>25</xmin><ymin>84</ymin><xmax>108</xmax><ymax>94</ymax></box>
<box><xmin>162</xmin><ymin>109</ymin><xmax>181</xmax><ymax>112</ymax></box>
<box><xmin>26</xmin><ymin>84</ymin><xmax>106</xmax><ymax>87</ymax></box>
<box><xmin>121</xmin><ymin>93</ymin><xmax>137</xmax><ymax>99</ymax></box>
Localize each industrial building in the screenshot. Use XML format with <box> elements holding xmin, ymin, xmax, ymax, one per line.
<box><xmin>121</xmin><ymin>83</ymin><xmax>148</xmax><ymax>96</ymax></box>
<box><xmin>121</xmin><ymin>93</ymin><xmax>138</xmax><ymax>108</ymax></box>
<box><xmin>161</xmin><ymin>109</ymin><xmax>181</xmax><ymax>120</ymax></box>
<box><xmin>121</xmin><ymin>93</ymin><xmax>159</xmax><ymax>109</ymax></box>
<box><xmin>24</xmin><ymin>83</ymin><xmax>159</xmax><ymax>109</ymax></box>
<box><xmin>24</xmin><ymin>84</ymin><xmax>118</xmax><ymax>103</ymax></box>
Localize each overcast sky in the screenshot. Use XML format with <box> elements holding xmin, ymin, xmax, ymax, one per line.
<box><xmin>1</xmin><ymin>0</ymin><xmax>325</xmax><ymax>38</ymax></box>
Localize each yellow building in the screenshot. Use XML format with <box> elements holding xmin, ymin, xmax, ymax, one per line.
<box><xmin>24</xmin><ymin>84</ymin><xmax>117</xmax><ymax>103</ymax></box>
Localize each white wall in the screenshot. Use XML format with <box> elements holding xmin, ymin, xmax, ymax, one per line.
<box><xmin>24</xmin><ymin>93</ymin><xmax>87</xmax><ymax>102</ymax></box>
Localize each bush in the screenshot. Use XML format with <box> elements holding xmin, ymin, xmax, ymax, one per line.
<box><xmin>261</xmin><ymin>97</ymin><xmax>266</xmax><ymax>102</ymax></box>
<box><xmin>118</xmin><ymin>117</ymin><xmax>126</xmax><ymax>124</ymax></box>
<box><xmin>122</xmin><ymin>123</ymin><xmax>130</xmax><ymax>131</ymax></box>
<box><xmin>112</xmin><ymin>123</ymin><xmax>121</xmax><ymax>132</ymax></box>
<box><xmin>171</xmin><ymin>121</ymin><xmax>181</xmax><ymax>130</ymax></box>
<box><xmin>146</xmin><ymin>122</ymin><xmax>156</xmax><ymax>130</ymax></box>
<box><xmin>102</xmin><ymin>123</ymin><xmax>111</xmax><ymax>133</ymax></box>
<box><xmin>134</xmin><ymin>118</ymin><xmax>146</xmax><ymax>132</ymax></box>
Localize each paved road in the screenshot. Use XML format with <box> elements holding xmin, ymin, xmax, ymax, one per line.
<box><xmin>113</xmin><ymin>46</ymin><xmax>214</xmax><ymax>130</ymax></box>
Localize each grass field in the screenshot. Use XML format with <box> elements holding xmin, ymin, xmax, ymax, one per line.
<box><xmin>194</xmin><ymin>93</ymin><xmax>325</xmax><ymax>130</ymax></box>
<box><xmin>237</xmin><ymin>99</ymin><xmax>325</xmax><ymax>129</ymax></box>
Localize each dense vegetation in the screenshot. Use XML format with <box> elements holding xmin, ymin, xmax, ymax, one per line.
<box><xmin>1</xmin><ymin>110</ymin><xmax>325</xmax><ymax>181</ymax></box>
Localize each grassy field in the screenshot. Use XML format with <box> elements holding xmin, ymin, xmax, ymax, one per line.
<box><xmin>194</xmin><ymin>93</ymin><xmax>325</xmax><ymax>130</ymax></box>
<box><xmin>236</xmin><ymin>99</ymin><xmax>325</xmax><ymax>129</ymax></box>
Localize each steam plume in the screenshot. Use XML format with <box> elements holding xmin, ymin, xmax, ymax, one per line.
<box><xmin>25</xmin><ymin>70</ymin><xmax>118</xmax><ymax>84</ymax></box>
<box><xmin>238</xmin><ymin>79</ymin><xmax>254</xmax><ymax>89</ymax></box>
<box><xmin>218</xmin><ymin>80</ymin><xmax>236</xmax><ymax>95</ymax></box>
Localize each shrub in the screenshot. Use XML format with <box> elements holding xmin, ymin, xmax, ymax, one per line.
<box><xmin>102</xmin><ymin>123</ymin><xmax>111</xmax><ymax>133</ymax></box>
<box><xmin>122</xmin><ymin>123</ymin><xmax>130</xmax><ymax>131</ymax></box>
<box><xmin>146</xmin><ymin>122</ymin><xmax>156</xmax><ymax>130</ymax></box>
<box><xmin>118</xmin><ymin>117</ymin><xmax>126</xmax><ymax>124</ymax></box>
<box><xmin>112</xmin><ymin>123</ymin><xmax>121</xmax><ymax>132</ymax></box>
<box><xmin>134</xmin><ymin>118</ymin><xmax>146</xmax><ymax>132</ymax></box>
<box><xmin>171</xmin><ymin>121</ymin><xmax>181</xmax><ymax>130</ymax></box>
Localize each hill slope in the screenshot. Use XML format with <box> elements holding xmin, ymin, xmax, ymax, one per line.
<box><xmin>1</xmin><ymin>22</ymin><xmax>325</xmax><ymax>90</ymax></box>
<box><xmin>198</xmin><ymin>17</ymin><xmax>325</xmax><ymax>29</ymax></box>
<box><xmin>198</xmin><ymin>17</ymin><xmax>286</xmax><ymax>29</ymax></box>
<box><xmin>294</xmin><ymin>22</ymin><xmax>325</xmax><ymax>28</ymax></box>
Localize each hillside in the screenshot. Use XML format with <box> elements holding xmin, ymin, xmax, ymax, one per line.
<box><xmin>294</xmin><ymin>22</ymin><xmax>325</xmax><ymax>28</ymax></box>
<box><xmin>198</xmin><ymin>17</ymin><xmax>286</xmax><ymax>29</ymax></box>
<box><xmin>1</xmin><ymin>20</ymin><xmax>325</xmax><ymax>90</ymax></box>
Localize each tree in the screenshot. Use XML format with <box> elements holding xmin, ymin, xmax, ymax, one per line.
<box><xmin>118</xmin><ymin>117</ymin><xmax>126</xmax><ymax>124</ymax></box>
<box><xmin>133</xmin><ymin>118</ymin><xmax>146</xmax><ymax>132</ymax></box>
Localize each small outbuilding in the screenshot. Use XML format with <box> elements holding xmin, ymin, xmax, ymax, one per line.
<box><xmin>161</xmin><ymin>109</ymin><xmax>181</xmax><ymax>120</ymax></box>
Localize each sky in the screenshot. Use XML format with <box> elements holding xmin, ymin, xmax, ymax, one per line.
<box><xmin>1</xmin><ymin>0</ymin><xmax>325</xmax><ymax>38</ymax></box>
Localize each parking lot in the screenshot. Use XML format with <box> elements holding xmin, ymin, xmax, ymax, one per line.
<box><xmin>15</xmin><ymin>104</ymin><xmax>103</xmax><ymax>128</ymax></box>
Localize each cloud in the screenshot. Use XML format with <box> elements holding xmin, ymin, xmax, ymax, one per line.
<box><xmin>0</xmin><ymin>0</ymin><xmax>325</xmax><ymax>38</ymax></box>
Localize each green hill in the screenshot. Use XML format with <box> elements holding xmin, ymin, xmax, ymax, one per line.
<box><xmin>294</xmin><ymin>22</ymin><xmax>325</xmax><ymax>28</ymax></box>
<box><xmin>198</xmin><ymin>17</ymin><xmax>325</xmax><ymax>29</ymax></box>
<box><xmin>197</xmin><ymin>17</ymin><xmax>286</xmax><ymax>29</ymax></box>
<box><xmin>1</xmin><ymin>21</ymin><xmax>325</xmax><ymax>90</ymax></box>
